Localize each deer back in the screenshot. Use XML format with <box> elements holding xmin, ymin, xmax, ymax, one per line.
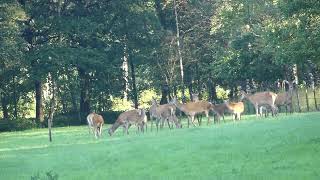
<box><xmin>226</xmin><ymin>102</ymin><xmax>244</xmax><ymax>113</ymax></box>
<box><xmin>248</xmin><ymin>91</ymin><xmax>277</xmax><ymax>106</ymax></box>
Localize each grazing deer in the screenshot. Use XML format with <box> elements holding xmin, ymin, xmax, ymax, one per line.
<box><xmin>275</xmin><ymin>80</ymin><xmax>295</xmax><ymax>114</ymax></box>
<box><xmin>86</xmin><ymin>113</ymin><xmax>104</xmax><ymax>138</ymax></box>
<box><xmin>240</xmin><ymin>90</ymin><xmax>278</xmax><ymax>117</ymax></box>
<box><xmin>225</xmin><ymin>101</ymin><xmax>244</xmax><ymax>121</ymax></box>
<box><xmin>108</xmin><ymin>109</ymin><xmax>147</xmax><ymax>136</ymax></box>
<box><xmin>149</xmin><ymin>98</ymin><xmax>181</xmax><ymax>131</ymax></box>
<box><xmin>171</xmin><ymin>98</ymin><xmax>212</xmax><ymax>127</ymax></box>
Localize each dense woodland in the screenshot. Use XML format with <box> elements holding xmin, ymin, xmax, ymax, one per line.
<box><xmin>1</xmin><ymin>0</ymin><xmax>320</xmax><ymax>130</ymax></box>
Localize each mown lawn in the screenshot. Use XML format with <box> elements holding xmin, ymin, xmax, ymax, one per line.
<box><xmin>0</xmin><ymin>112</ymin><xmax>320</xmax><ymax>180</ymax></box>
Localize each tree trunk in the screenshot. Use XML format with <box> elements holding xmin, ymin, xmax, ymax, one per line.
<box><xmin>160</xmin><ymin>83</ymin><xmax>169</xmax><ymax>105</ymax></box>
<box><xmin>48</xmin><ymin>73</ymin><xmax>56</xmax><ymax>142</ymax></box>
<box><xmin>79</xmin><ymin>67</ymin><xmax>90</xmax><ymax>123</ymax></box>
<box><xmin>173</xmin><ymin>0</ymin><xmax>185</xmax><ymax>102</ymax></box>
<box><xmin>196</xmin><ymin>63</ymin><xmax>202</xmax><ymax>99</ymax></box>
<box><xmin>154</xmin><ymin>0</ymin><xmax>167</xmax><ymax>29</ymax></box>
<box><xmin>122</xmin><ymin>45</ymin><xmax>130</xmax><ymax>100</ymax></box>
<box><xmin>1</xmin><ymin>96</ymin><xmax>9</xmax><ymax>119</ymax></box>
<box><xmin>35</xmin><ymin>80</ymin><xmax>44</xmax><ymax>123</ymax></box>
<box><xmin>208</xmin><ymin>79</ymin><xmax>217</xmax><ymax>102</ymax></box>
<box><xmin>13</xmin><ymin>76</ymin><xmax>18</xmax><ymax>118</ymax></box>
<box><xmin>130</xmin><ymin>60</ymin><xmax>138</xmax><ymax>109</ymax></box>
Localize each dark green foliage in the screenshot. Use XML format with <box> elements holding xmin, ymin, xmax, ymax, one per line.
<box><xmin>1</xmin><ymin>0</ymin><xmax>320</xmax><ymax>131</ymax></box>
<box><xmin>0</xmin><ymin>118</ymin><xmax>35</xmax><ymax>132</ymax></box>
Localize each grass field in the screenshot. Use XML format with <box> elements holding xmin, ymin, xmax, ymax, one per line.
<box><xmin>1</xmin><ymin>112</ymin><xmax>320</xmax><ymax>180</ymax></box>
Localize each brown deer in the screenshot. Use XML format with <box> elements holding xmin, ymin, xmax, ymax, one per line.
<box><xmin>108</xmin><ymin>109</ymin><xmax>147</xmax><ymax>136</ymax></box>
<box><xmin>225</xmin><ymin>101</ymin><xmax>244</xmax><ymax>121</ymax></box>
<box><xmin>86</xmin><ymin>113</ymin><xmax>104</xmax><ymax>138</ymax></box>
<box><xmin>275</xmin><ymin>80</ymin><xmax>295</xmax><ymax>114</ymax></box>
<box><xmin>149</xmin><ymin>98</ymin><xmax>181</xmax><ymax>131</ymax></box>
<box><xmin>171</xmin><ymin>98</ymin><xmax>212</xmax><ymax>127</ymax></box>
<box><xmin>210</xmin><ymin>103</ymin><xmax>228</xmax><ymax>123</ymax></box>
<box><xmin>240</xmin><ymin>90</ymin><xmax>278</xmax><ymax>117</ymax></box>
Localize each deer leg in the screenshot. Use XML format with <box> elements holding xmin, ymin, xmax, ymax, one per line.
<box><xmin>126</xmin><ymin>123</ymin><xmax>130</xmax><ymax>135</ymax></box>
<box><xmin>167</xmin><ymin>118</ymin><xmax>172</xmax><ymax>129</ymax></box>
<box><xmin>187</xmin><ymin>116</ymin><xmax>190</xmax><ymax>128</ymax></box>
<box><xmin>94</xmin><ymin>126</ymin><xmax>98</xmax><ymax>139</ymax></box>
<box><xmin>206</xmin><ymin>112</ymin><xmax>210</xmax><ymax>125</ymax></box>
<box><xmin>255</xmin><ymin>105</ymin><xmax>259</xmax><ymax>117</ymax></box>
<box><xmin>156</xmin><ymin>118</ymin><xmax>160</xmax><ymax>132</ymax></box>
<box><xmin>140</xmin><ymin>123</ymin><xmax>144</xmax><ymax>133</ymax></box>
<box><xmin>161</xmin><ymin>118</ymin><xmax>165</xmax><ymax>129</ymax></box>
<box><xmin>191</xmin><ymin>116</ymin><xmax>197</xmax><ymax>127</ymax></box>
<box><xmin>99</xmin><ymin>125</ymin><xmax>103</xmax><ymax>137</ymax></box>
<box><xmin>145</xmin><ymin>122</ymin><xmax>147</xmax><ymax>132</ymax></box>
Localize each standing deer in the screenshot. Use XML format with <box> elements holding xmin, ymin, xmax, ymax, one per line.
<box><xmin>171</xmin><ymin>98</ymin><xmax>212</xmax><ymax>127</ymax></box>
<box><xmin>240</xmin><ymin>90</ymin><xmax>278</xmax><ymax>117</ymax></box>
<box><xmin>191</xmin><ymin>93</ymin><xmax>203</xmax><ymax>125</ymax></box>
<box><xmin>225</xmin><ymin>101</ymin><xmax>245</xmax><ymax>121</ymax></box>
<box><xmin>275</xmin><ymin>80</ymin><xmax>295</xmax><ymax>114</ymax></box>
<box><xmin>86</xmin><ymin>113</ymin><xmax>104</xmax><ymax>138</ymax></box>
<box><xmin>149</xmin><ymin>98</ymin><xmax>181</xmax><ymax>131</ymax></box>
<box><xmin>210</xmin><ymin>103</ymin><xmax>227</xmax><ymax>123</ymax></box>
<box><xmin>108</xmin><ymin>109</ymin><xmax>147</xmax><ymax>136</ymax></box>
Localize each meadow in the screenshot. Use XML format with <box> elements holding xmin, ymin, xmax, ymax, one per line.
<box><xmin>0</xmin><ymin>112</ymin><xmax>320</xmax><ymax>180</ymax></box>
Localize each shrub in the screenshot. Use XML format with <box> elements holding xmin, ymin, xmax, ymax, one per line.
<box><xmin>0</xmin><ymin>118</ymin><xmax>36</xmax><ymax>132</ymax></box>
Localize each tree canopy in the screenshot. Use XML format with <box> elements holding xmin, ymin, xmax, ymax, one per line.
<box><xmin>0</xmin><ymin>0</ymin><xmax>319</xmax><ymax>127</ymax></box>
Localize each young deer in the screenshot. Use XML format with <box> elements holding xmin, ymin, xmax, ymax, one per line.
<box><xmin>225</xmin><ymin>102</ymin><xmax>244</xmax><ymax>121</ymax></box>
<box><xmin>240</xmin><ymin>90</ymin><xmax>278</xmax><ymax>117</ymax></box>
<box><xmin>171</xmin><ymin>98</ymin><xmax>212</xmax><ymax>127</ymax></box>
<box><xmin>86</xmin><ymin>113</ymin><xmax>104</xmax><ymax>138</ymax></box>
<box><xmin>275</xmin><ymin>80</ymin><xmax>295</xmax><ymax>114</ymax></box>
<box><xmin>108</xmin><ymin>109</ymin><xmax>147</xmax><ymax>136</ymax></box>
<box><xmin>149</xmin><ymin>98</ymin><xmax>181</xmax><ymax>131</ymax></box>
<box><xmin>210</xmin><ymin>103</ymin><xmax>228</xmax><ymax>123</ymax></box>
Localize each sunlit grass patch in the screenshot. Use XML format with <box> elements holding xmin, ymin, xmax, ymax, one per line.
<box><xmin>0</xmin><ymin>112</ymin><xmax>320</xmax><ymax>179</ymax></box>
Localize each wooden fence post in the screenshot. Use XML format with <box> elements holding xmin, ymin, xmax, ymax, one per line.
<box><xmin>313</xmin><ymin>87</ymin><xmax>318</xmax><ymax>111</ymax></box>
<box><xmin>296</xmin><ymin>88</ymin><xmax>302</xmax><ymax>113</ymax></box>
<box><xmin>305</xmin><ymin>88</ymin><xmax>310</xmax><ymax>112</ymax></box>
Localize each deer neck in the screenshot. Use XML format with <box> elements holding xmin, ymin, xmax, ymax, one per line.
<box><xmin>245</xmin><ymin>94</ymin><xmax>256</xmax><ymax>105</ymax></box>
<box><xmin>175</xmin><ymin>101</ymin><xmax>185</xmax><ymax>111</ymax></box>
<box><xmin>110</xmin><ymin>121</ymin><xmax>121</xmax><ymax>133</ymax></box>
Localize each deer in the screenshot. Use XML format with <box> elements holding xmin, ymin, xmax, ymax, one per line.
<box><xmin>275</xmin><ymin>80</ymin><xmax>295</xmax><ymax>114</ymax></box>
<box><xmin>108</xmin><ymin>109</ymin><xmax>147</xmax><ymax>136</ymax></box>
<box><xmin>86</xmin><ymin>113</ymin><xmax>104</xmax><ymax>138</ymax></box>
<box><xmin>210</xmin><ymin>103</ymin><xmax>228</xmax><ymax>123</ymax></box>
<box><xmin>240</xmin><ymin>90</ymin><xmax>278</xmax><ymax>117</ymax></box>
<box><xmin>225</xmin><ymin>101</ymin><xmax>244</xmax><ymax>121</ymax></box>
<box><xmin>171</xmin><ymin>98</ymin><xmax>212</xmax><ymax>127</ymax></box>
<box><xmin>191</xmin><ymin>93</ymin><xmax>203</xmax><ymax>125</ymax></box>
<box><xmin>149</xmin><ymin>98</ymin><xmax>182</xmax><ymax>131</ymax></box>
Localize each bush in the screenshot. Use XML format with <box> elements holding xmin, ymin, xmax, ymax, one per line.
<box><xmin>47</xmin><ymin>111</ymin><xmax>123</xmax><ymax>127</ymax></box>
<box><xmin>0</xmin><ymin>118</ymin><xmax>36</xmax><ymax>132</ymax></box>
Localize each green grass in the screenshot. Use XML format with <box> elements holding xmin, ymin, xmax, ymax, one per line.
<box><xmin>1</xmin><ymin>113</ymin><xmax>320</xmax><ymax>180</ymax></box>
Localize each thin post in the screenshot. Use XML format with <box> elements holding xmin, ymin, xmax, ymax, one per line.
<box><xmin>293</xmin><ymin>64</ymin><xmax>301</xmax><ymax>112</ymax></box>
<box><xmin>313</xmin><ymin>88</ymin><xmax>318</xmax><ymax>110</ymax></box>
<box><xmin>305</xmin><ymin>88</ymin><xmax>309</xmax><ymax>112</ymax></box>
